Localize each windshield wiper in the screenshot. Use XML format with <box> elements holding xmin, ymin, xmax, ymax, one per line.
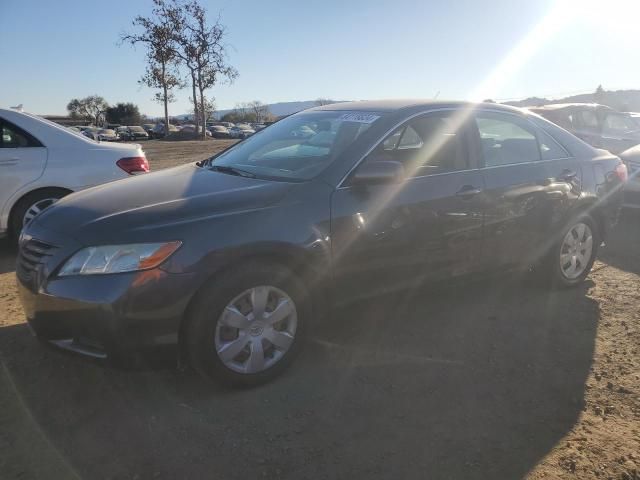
<box><xmin>209</xmin><ymin>165</ymin><xmax>257</xmax><ymax>178</ymax></box>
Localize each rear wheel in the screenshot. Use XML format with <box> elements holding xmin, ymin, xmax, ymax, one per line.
<box><xmin>545</xmin><ymin>215</ymin><xmax>599</xmax><ymax>287</ymax></box>
<box><xmin>185</xmin><ymin>262</ymin><xmax>309</xmax><ymax>386</ymax></box>
<box><xmin>9</xmin><ymin>189</ymin><xmax>69</xmax><ymax>242</ymax></box>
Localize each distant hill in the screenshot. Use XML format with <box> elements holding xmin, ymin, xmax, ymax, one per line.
<box><xmin>504</xmin><ymin>89</ymin><xmax>640</xmax><ymax>112</ymax></box>
<box><xmin>173</xmin><ymin>100</ymin><xmax>349</xmax><ymax>121</ymax></box>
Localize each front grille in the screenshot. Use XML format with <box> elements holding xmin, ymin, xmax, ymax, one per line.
<box><xmin>16</xmin><ymin>238</ymin><xmax>57</xmax><ymax>282</ymax></box>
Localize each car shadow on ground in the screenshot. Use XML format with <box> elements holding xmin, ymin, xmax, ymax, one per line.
<box><xmin>598</xmin><ymin>209</ymin><xmax>640</xmax><ymax>276</ymax></box>
<box><xmin>0</xmin><ymin>273</ymin><xmax>599</xmax><ymax>479</ymax></box>
<box><xmin>0</xmin><ymin>240</ymin><xmax>16</xmax><ymax>274</ymax></box>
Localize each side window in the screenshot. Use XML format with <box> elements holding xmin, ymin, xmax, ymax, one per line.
<box><xmin>475</xmin><ymin>113</ymin><xmax>540</xmax><ymax>167</ymax></box>
<box><xmin>0</xmin><ymin>120</ymin><xmax>42</xmax><ymax>148</ymax></box>
<box><xmin>539</xmin><ymin>130</ymin><xmax>570</xmax><ymax>160</ymax></box>
<box><xmin>397</xmin><ymin>125</ymin><xmax>423</xmax><ymax>150</ymax></box>
<box><xmin>603</xmin><ymin>114</ymin><xmax>636</xmax><ymax>135</ymax></box>
<box><xmin>578</xmin><ymin>110</ymin><xmax>599</xmax><ymax>131</ymax></box>
<box><xmin>370</xmin><ymin>112</ymin><xmax>469</xmax><ymax>177</ymax></box>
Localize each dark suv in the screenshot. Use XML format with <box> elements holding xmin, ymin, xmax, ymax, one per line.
<box><xmin>17</xmin><ymin>100</ymin><xmax>626</xmax><ymax>385</ymax></box>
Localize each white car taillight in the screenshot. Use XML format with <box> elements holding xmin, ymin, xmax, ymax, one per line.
<box><xmin>117</xmin><ymin>156</ymin><xmax>149</xmax><ymax>175</ymax></box>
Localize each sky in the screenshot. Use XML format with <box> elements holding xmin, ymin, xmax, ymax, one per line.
<box><xmin>1</xmin><ymin>0</ymin><xmax>639</xmax><ymax>117</ymax></box>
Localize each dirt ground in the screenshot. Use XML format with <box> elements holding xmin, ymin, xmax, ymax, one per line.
<box><xmin>0</xmin><ymin>141</ymin><xmax>639</xmax><ymax>479</ymax></box>
<box><xmin>138</xmin><ymin>138</ymin><xmax>238</xmax><ymax>169</ymax></box>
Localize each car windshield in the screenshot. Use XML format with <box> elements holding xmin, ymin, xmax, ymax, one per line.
<box><xmin>208</xmin><ymin>110</ymin><xmax>381</xmax><ymax>181</ymax></box>
<box><xmin>129</xmin><ymin>126</ymin><xmax>145</xmax><ymax>132</ymax></box>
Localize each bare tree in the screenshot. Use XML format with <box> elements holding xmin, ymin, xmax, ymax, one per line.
<box><xmin>121</xmin><ymin>0</ymin><xmax>182</xmax><ymax>134</ymax></box>
<box><xmin>234</xmin><ymin>102</ymin><xmax>249</xmax><ymax>120</ymax></box>
<box><xmin>248</xmin><ymin>100</ymin><xmax>269</xmax><ymax>123</ymax></box>
<box><xmin>171</xmin><ymin>1</ymin><xmax>238</xmax><ymax>139</ymax></box>
<box><xmin>200</xmin><ymin>96</ymin><xmax>216</xmax><ymax>122</ymax></box>
<box><xmin>67</xmin><ymin>95</ymin><xmax>109</xmax><ymax>125</ymax></box>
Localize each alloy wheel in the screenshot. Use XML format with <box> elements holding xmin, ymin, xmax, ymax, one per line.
<box><xmin>559</xmin><ymin>222</ymin><xmax>594</xmax><ymax>279</ymax></box>
<box><xmin>22</xmin><ymin>198</ymin><xmax>58</xmax><ymax>226</ymax></box>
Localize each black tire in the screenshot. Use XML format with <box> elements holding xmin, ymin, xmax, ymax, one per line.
<box><xmin>9</xmin><ymin>188</ymin><xmax>69</xmax><ymax>243</ymax></box>
<box><xmin>185</xmin><ymin>261</ymin><xmax>310</xmax><ymax>386</ymax></box>
<box><xmin>541</xmin><ymin>214</ymin><xmax>600</xmax><ymax>288</ymax></box>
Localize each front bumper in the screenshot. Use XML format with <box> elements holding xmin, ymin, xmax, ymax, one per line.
<box><xmin>16</xmin><ymin>230</ymin><xmax>198</xmax><ymax>361</ymax></box>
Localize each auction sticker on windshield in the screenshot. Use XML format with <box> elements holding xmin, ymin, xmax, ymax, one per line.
<box><xmin>338</xmin><ymin>113</ymin><xmax>380</xmax><ymax>123</ymax></box>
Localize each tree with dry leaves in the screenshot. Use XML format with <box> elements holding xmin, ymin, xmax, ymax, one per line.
<box><xmin>67</xmin><ymin>95</ymin><xmax>109</xmax><ymax>125</ymax></box>
<box><xmin>248</xmin><ymin>100</ymin><xmax>270</xmax><ymax>123</ymax></box>
<box><xmin>120</xmin><ymin>0</ymin><xmax>182</xmax><ymax>134</ymax></box>
<box><xmin>168</xmin><ymin>0</ymin><xmax>238</xmax><ymax>139</ymax></box>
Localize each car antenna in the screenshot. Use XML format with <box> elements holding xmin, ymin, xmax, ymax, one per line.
<box><xmin>10</xmin><ymin>104</ymin><xmax>24</xmax><ymax>112</ymax></box>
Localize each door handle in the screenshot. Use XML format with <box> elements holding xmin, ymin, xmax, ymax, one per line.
<box><xmin>558</xmin><ymin>169</ymin><xmax>577</xmax><ymax>182</ymax></box>
<box><xmin>0</xmin><ymin>158</ymin><xmax>19</xmax><ymax>166</ymax></box>
<box><xmin>455</xmin><ymin>185</ymin><xmax>482</xmax><ymax>198</ymax></box>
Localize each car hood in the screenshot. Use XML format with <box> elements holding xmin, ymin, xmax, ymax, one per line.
<box><xmin>33</xmin><ymin>164</ymin><xmax>294</xmax><ymax>245</ymax></box>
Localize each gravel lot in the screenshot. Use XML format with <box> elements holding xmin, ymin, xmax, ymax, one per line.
<box><xmin>1</xmin><ymin>140</ymin><xmax>638</xmax><ymax>479</ymax></box>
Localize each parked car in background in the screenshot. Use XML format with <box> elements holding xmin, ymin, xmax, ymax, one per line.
<box><xmin>529</xmin><ymin>104</ymin><xmax>640</xmax><ymax>155</ymax></box>
<box><xmin>96</xmin><ymin>129</ymin><xmax>119</xmax><ymax>142</ymax></box>
<box><xmin>15</xmin><ymin>100</ymin><xmax>626</xmax><ymax>385</ymax></box>
<box><xmin>142</xmin><ymin>124</ymin><xmax>155</xmax><ymax>136</ymax></box>
<box><xmin>181</xmin><ymin>124</ymin><xmax>212</xmax><ymax>137</ymax></box>
<box><xmin>252</xmin><ymin>123</ymin><xmax>267</xmax><ymax>131</ymax></box>
<box><xmin>82</xmin><ymin>127</ymin><xmax>100</xmax><ymax>140</ymax></box>
<box><xmin>0</xmin><ymin>108</ymin><xmax>148</xmax><ymax>241</ymax></box>
<box><xmin>619</xmin><ymin>145</ymin><xmax>640</xmax><ymax>207</ymax></box>
<box><xmin>208</xmin><ymin>125</ymin><xmax>231</xmax><ymax>138</ymax></box>
<box><xmin>229</xmin><ymin>124</ymin><xmax>255</xmax><ymax>139</ymax></box>
<box><xmin>115</xmin><ymin>126</ymin><xmax>128</xmax><ymax>139</ymax></box>
<box><xmin>626</xmin><ymin>112</ymin><xmax>640</xmax><ymax>129</ymax></box>
<box><xmin>207</xmin><ymin>121</ymin><xmax>234</xmax><ymax>129</ymax></box>
<box><xmin>119</xmin><ymin>126</ymin><xmax>149</xmax><ymax>141</ymax></box>
<box><xmin>151</xmin><ymin>123</ymin><xmax>179</xmax><ymax>138</ymax></box>
<box><xmin>530</xmin><ymin>104</ymin><xmax>640</xmax><ymax>207</ymax></box>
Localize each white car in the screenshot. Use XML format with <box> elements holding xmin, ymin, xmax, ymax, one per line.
<box><xmin>0</xmin><ymin>108</ymin><xmax>149</xmax><ymax>241</ymax></box>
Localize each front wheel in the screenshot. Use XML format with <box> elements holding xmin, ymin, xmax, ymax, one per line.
<box><xmin>546</xmin><ymin>216</ymin><xmax>599</xmax><ymax>287</ymax></box>
<box><xmin>185</xmin><ymin>262</ymin><xmax>309</xmax><ymax>386</ymax></box>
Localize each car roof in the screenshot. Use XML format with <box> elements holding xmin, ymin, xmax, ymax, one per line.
<box><xmin>309</xmin><ymin>99</ymin><xmax>524</xmax><ymax>114</ymax></box>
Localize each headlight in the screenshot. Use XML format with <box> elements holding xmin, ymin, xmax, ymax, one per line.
<box><xmin>58</xmin><ymin>242</ymin><xmax>182</xmax><ymax>276</ymax></box>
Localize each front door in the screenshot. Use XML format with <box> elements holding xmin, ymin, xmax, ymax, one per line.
<box><xmin>330</xmin><ymin>110</ymin><xmax>484</xmax><ymax>302</ymax></box>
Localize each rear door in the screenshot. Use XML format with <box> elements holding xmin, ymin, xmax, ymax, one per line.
<box><xmin>474</xmin><ymin>110</ymin><xmax>581</xmax><ymax>270</ymax></box>
<box><xmin>0</xmin><ymin>118</ymin><xmax>47</xmax><ymax>218</ymax></box>
<box><xmin>330</xmin><ymin>109</ymin><xmax>485</xmax><ymax>300</ymax></box>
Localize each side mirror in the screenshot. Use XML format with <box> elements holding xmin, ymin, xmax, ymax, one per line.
<box><xmin>351</xmin><ymin>159</ymin><xmax>405</xmax><ymax>186</ymax></box>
